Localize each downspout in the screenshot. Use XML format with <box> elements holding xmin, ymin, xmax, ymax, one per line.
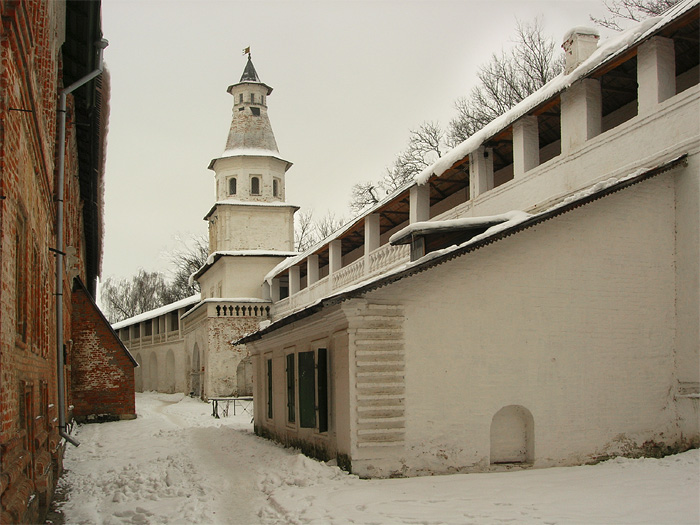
<box><xmin>56</xmin><ymin>38</ymin><xmax>109</xmax><ymax>447</ymax></box>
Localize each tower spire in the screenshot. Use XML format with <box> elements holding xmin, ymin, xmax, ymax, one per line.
<box><xmin>221</xmin><ymin>55</ymin><xmax>277</xmax><ymax>153</ymax></box>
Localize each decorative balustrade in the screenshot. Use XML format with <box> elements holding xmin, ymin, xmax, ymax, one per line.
<box><xmin>307</xmin><ymin>276</ymin><xmax>331</xmax><ymax>299</ymax></box>
<box><xmin>368</xmin><ymin>244</ymin><xmax>410</xmax><ymax>274</ymax></box>
<box><xmin>212</xmin><ymin>302</ymin><xmax>271</xmax><ymax>318</ymax></box>
<box><xmin>273</xmin><ymin>243</ymin><xmax>411</xmax><ymax>320</ymax></box>
<box><xmin>332</xmin><ymin>258</ymin><xmax>365</xmax><ymax>289</ymax></box>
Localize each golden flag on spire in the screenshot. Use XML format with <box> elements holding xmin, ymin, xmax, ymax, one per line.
<box><xmin>242</xmin><ymin>46</ymin><xmax>251</xmax><ymax>56</ymax></box>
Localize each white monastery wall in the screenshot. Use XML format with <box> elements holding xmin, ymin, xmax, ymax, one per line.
<box><xmin>205</xmin><ymin>317</ymin><xmax>258</xmax><ymax>397</ymax></box>
<box><xmin>252</xmin><ymin>309</ymin><xmax>350</xmax><ymax>463</ymax></box>
<box><xmin>435</xmin><ymin>85</ymin><xmax>699</xmax><ymax>222</ymax></box>
<box><xmin>209</xmin><ymin>205</ymin><xmax>295</xmax><ymax>253</ymax></box>
<box><xmin>364</xmin><ymin>174</ymin><xmax>683</xmax><ymax>476</ymax></box>
<box><xmin>130</xmin><ymin>340</ymin><xmax>188</xmax><ymax>394</ymax></box>
<box><xmin>674</xmin><ymin>153</ymin><xmax>700</xmax><ymax>438</ymax></box>
<box><xmin>199</xmin><ymin>256</ymin><xmax>285</xmax><ymax>299</ymax></box>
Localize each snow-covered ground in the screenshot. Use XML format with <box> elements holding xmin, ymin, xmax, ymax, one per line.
<box><xmin>54</xmin><ymin>393</ymin><xmax>699</xmax><ymax>524</ymax></box>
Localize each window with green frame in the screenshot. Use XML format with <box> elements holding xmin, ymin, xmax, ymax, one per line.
<box><xmin>297</xmin><ymin>349</ymin><xmax>329</xmax><ymax>432</ymax></box>
<box><xmin>266</xmin><ymin>358</ymin><xmax>273</xmax><ymax>419</ymax></box>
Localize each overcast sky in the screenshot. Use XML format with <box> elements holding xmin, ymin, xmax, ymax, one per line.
<box><xmin>100</xmin><ymin>0</ymin><xmax>613</xmax><ymax>282</ymax></box>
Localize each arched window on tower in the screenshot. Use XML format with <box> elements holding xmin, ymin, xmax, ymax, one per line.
<box><xmin>228</xmin><ymin>177</ymin><xmax>237</xmax><ymax>195</ymax></box>
<box><xmin>251</xmin><ymin>176</ymin><xmax>261</xmax><ymax>195</ymax></box>
<box><xmin>239</xmin><ymin>93</ymin><xmax>243</xmax><ymax>104</ymax></box>
<box><xmin>273</xmin><ymin>178</ymin><xmax>280</xmax><ymax>197</ymax></box>
<box><xmin>250</xmin><ymin>93</ymin><xmax>255</xmax><ymax>103</ymax></box>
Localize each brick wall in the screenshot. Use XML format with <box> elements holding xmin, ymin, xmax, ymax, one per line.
<box><xmin>71</xmin><ymin>282</ymin><xmax>136</xmax><ymax>422</ymax></box>
<box><xmin>1</xmin><ymin>2</ymin><xmax>64</xmax><ymax>522</ymax></box>
<box><xmin>0</xmin><ymin>1</ymin><xmax>106</xmax><ymax>522</ymax></box>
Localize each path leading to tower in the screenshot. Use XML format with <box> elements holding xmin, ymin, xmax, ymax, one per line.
<box><xmin>54</xmin><ymin>393</ymin><xmax>699</xmax><ymax>524</ymax></box>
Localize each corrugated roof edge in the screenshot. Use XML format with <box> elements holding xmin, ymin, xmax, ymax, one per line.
<box><xmin>236</xmin><ymin>154</ymin><xmax>688</xmax><ymax>345</ymax></box>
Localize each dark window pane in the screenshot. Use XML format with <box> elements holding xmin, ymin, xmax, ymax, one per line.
<box><xmin>286</xmin><ymin>353</ymin><xmax>295</xmax><ymax>423</ymax></box>
<box><xmin>267</xmin><ymin>359</ymin><xmax>273</xmax><ymax>419</ymax></box>
<box><xmin>298</xmin><ymin>351</ymin><xmax>315</xmax><ymax>428</ymax></box>
<box><xmin>317</xmin><ymin>348</ymin><xmax>328</xmax><ymax>433</ymax></box>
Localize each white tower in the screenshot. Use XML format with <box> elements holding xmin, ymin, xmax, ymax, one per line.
<box><xmin>184</xmin><ymin>55</ymin><xmax>298</xmax><ymax>399</ymax></box>
<box><xmin>197</xmin><ymin>55</ymin><xmax>298</xmax><ymax>299</ymax></box>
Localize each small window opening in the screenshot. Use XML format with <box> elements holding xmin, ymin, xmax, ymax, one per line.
<box><xmin>229</xmin><ymin>177</ymin><xmax>237</xmax><ymax>195</ymax></box>
<box><xmin>250</xmin><ymin>107</ymin><xmax>260</xmax><ymax>116</ymax></box>
<box><xmin>250</xmin><ymin>93</ymin><xmax>255</xmax><ymax>103</ymax></box>
<box><xmin>273</xmin><ymin>179</ymin><xmax>279</xmax><ymax>197</ymax></box>
<box><xmin>251</xmin><ymin>176</ymin><xmax>261</xmax><ymax>195</ymax></box>
<box><xmin>239</xmin><ymin>94</ymin><xmax>243</xmax><ymax>104</ymax></box>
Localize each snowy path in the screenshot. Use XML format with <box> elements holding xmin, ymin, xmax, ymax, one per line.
<box><xmin>56</xmin><ymin>393</ymin><xmax>699</xmax><ymax>524</ymax></box>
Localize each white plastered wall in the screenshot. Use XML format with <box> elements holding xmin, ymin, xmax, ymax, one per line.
<box><xmin>364</xmin><ymin>172</ymin><xmax>689</xmax><ymax>476</ymax></box>
<box><xmin>199</xmin><ymin>255</ymin><xmax>287</xmax><ymax>299</ymax></box>
<box><xmin>208</xmin><ymin>204</ymin><xmax>296</xmax><ymax>253</ymax></box>
<box><xmin>249</xmin><ymin>307</ymin><xmax>351</xmax><ymax>462</ymax></box>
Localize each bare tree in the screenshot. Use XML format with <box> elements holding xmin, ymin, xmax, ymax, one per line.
<box><xmin>591</xmin><ymin>0</ymin><xmax>679</xmax><ymax>31</ymax></box>
<box><xmin>349</xmin><ymin>121</ymin><xmax>446</xmax><ymax>214</ymax></box>
<box><xmin>167</xmin><ymin>234</ymin><xmax>209</xmax><ymax>298</ymax></box>
<box><xmin>448</xmin><ymin>17</ymin><xmax>563</xmax><ymax>145</ymax></box>
<box><xmin>349</xmin><ymin>181</ymin><xmax>381</xmax><ymax>215</ymax></box>
<box><xmin>315</xmin><ymin>211</ymin><xmax>346</xmax><ymax>240</ymax></box>
<box><xmin>294</xmin><ymin>210</ymin><xmax>348</xmax><ymax>251</ymax></box>
<box><xmin>295</xmin><ymin>209</ymin><xmax>317</xmax><ymax>252</ymax></box>
<box><xmin>101</xmin><ymin>270</ymin><xmax>173</xmax><ymax>323</ymax></box>
<box><xmin>385</xmin><ymin>121</ymin><xmax>445</xmax><ymax>189</ymax></box>
<box><xmin>100</xmin><ymin>235</ymin><xmax>208</xmax><ymax>323</ymax></box>
<box><xmin>347</xmin><ymin>18</ymin><xmax>562</xmax><ymax>216</ymax></box>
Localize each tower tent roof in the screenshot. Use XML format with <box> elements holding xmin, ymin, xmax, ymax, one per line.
<box><xmin>229</xmin><ymin>55</ymin><xmax>273</xmax><ymax>95</ymax></box>
<box><xmin>240</xmin><ymin>56</ymin><xmax>260</xmax><ymax>82</ymax></box>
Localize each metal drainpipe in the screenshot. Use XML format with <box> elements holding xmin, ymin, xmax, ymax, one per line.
<box><xmin>56</xmin><ymin>39</ymin><xmax>109</xmax><ymax>447</ymax></box>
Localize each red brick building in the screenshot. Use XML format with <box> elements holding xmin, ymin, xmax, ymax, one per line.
<box><xmin>0</xmin><ymin>1</ymin><xmax>135</xmax><ymax>522</ymax></box>
<box><xmin>71</xmin><ymin>279</ymin><xmax>137</xmax><ymax>423</ymax></box>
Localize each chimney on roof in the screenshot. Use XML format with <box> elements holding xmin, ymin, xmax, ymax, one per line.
<box><xmin>562</xmin><ymin>27</ymin><xmax>600</xmax><ymax>74</ymax></box>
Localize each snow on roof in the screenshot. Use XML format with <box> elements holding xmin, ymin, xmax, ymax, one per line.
<box><xmin>388</xmin><ymin>211</ymin><xmax>531</xmax><ymax>245</ymax></box>
<box><xmin>112</xmin><ymin>294</ymin><xmax>201</xmax><ymax>330</ymax></box>
<box><xmin>262</xmin><ymin>190</ymin><xmax>416</xmax><ymax>284</ymax></box>
<box><xmin>219</xmin><ymin>148</ymin><xmax>280</xmax><ymax>158</ymax></box>
<box><xmin>562</xmin><ymin>26</ymin><xmax>600</xmax><ymax>42</ymax></box>
<box><xmin>243</xmin><ymin>155</ymin><xmax>685</xmax><ymax>343</ymax></box>
<box><xmin>203</xmin><ymin>199</ymin><xmax>300</xmax><ymax>220</ymax></box>
<box><xmin>205</xmin><ymin>250</ymin><xmax>299</xmax><ymax>265</ymax></box>
<box><xmin>261</xmin><ymin>0</ymin><xmax>697</xmax><ymax>285</ymax></box>
<box><xmin>190</xmin><ymin>250</ymin><xmax>299</xmax><ymax>286</ymax></box>
<box><xmin>212</xmin><ymin>199</ymin><xmax>300</xmax><ymax>208</ymax></box>
<box><xmin>414</xmin><ymin>0</ymin><xmax>698</xmax><ymax>186</ymax></box>
<box><xmin>207</xmin><ymin>148</ymin><xmax>292</xmax><ymax>170</ymax></box>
